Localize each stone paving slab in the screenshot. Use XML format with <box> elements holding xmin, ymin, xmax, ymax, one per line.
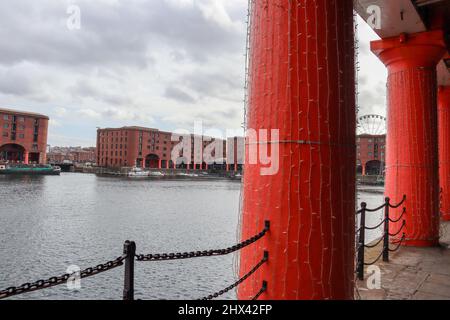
<box><xmin>357</xmin><ymin>220</ymin><xmax>450</xmax><ymax>300</ymax></box>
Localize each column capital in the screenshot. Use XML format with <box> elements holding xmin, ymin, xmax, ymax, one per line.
<box><xmin>371</xmin><ymin>30</ymin><xmax>446</xmax><ymax>72</ymax></box>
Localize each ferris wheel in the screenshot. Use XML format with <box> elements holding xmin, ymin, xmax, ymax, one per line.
<box><xmin>357</xmin><ymin>114</ymin><xmax>386</xmax><ymax>135</ymax></box>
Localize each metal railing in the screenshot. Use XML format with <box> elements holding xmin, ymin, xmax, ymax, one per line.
<box><xmin>355</xmin><ymin>196</ymin><xmax>407</xmax><ymax>280</ymax></box>
<box><xmin>0</xmin><ymin>221</ymin><xmax>270</xmax><ymax>301</ymax></box>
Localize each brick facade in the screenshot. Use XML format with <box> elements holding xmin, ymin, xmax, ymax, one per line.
<box><xmin>357</xmin><ymin>134</ymin><xmax>386</xmax><ymax>175</ymax></box>
<box><xmin>0</xmin><ymin>108</ymin><xmax>49</xmax><ymax>164</ymax></box>
<box><xmin>96</xmin><ymin>126</ymin><xmax>242</xmax><ymax>170</ymax></box>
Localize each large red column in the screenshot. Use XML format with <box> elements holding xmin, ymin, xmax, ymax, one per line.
<box><xmin>439</xmin><ymin>85</ymin><xmax>450</xmax><ymax>221</ymax></box>
<box><xmin>371</xmin><ymin>31</ymin><xmax>446</xmax><ymax>246</ymax></box>
<box><xmin>239</xmin><ymin>0</ymin><xmax>356</xmax><ymax>300</ymax></box>
<box><xmin>24</xmin><ymin>151</ymin><xmax>29</xmax><ymax>165</ymax></box>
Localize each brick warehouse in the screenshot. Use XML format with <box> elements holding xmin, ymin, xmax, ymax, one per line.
<box><xmin>356</xmin><ymin>134</ymin><xmax>386</xmax><ymax>176</ymax></box>
<box><xmin>96</xmin><ymin>126</ymin><xmax>243</xmax><ymax>170</ymax></box>
<box><xmin>0</xmin><ymin>108</ymin><xmax>49</xmax><ymax>164</ymax></box>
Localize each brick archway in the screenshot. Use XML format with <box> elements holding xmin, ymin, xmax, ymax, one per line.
<box><xmin>0</xmin><ymin>143</ymin><xmax>26</xmax><ymax>162</ymax></box>
<box><xmin>145</xmin><ymin>154</ymin><xmax>160</xmax><ymax>169</ymax></box>
<box><xmin>365</xmin><ymin>160</ymin><xmax>383</xmax><ymax>176</ymax></box>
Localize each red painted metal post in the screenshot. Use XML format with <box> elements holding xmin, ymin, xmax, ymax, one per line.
<box><xmin>439</xmin><ymin>85</ymin><xmax>450</xmax><ymax>221</ymax></box>
<box><xmin>239</xmin><ymin>0</ymin><xmax>356</xmax><ymax>300</ymax></box>
<box><xmin>371</xmin><ymin>31</ymin><xmax>446</xmax><ymax>246</ymax></box>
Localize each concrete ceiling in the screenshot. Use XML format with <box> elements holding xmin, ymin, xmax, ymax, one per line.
<box><xmin>355</xmin><ymin>0</ymin><xmax>450</xmax><ymax>85</ymax></box>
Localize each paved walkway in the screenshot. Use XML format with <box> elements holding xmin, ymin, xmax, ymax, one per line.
<box><xmin>357</xmin><ymin>221</ymin><xmax>450</xmax><ymax>300</ymax></box>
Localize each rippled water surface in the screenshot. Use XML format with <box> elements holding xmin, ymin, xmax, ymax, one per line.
<box><xmin>0</xmin><ymin>173</ymin><xmax>383</xmax><ymax>300</ymax></box>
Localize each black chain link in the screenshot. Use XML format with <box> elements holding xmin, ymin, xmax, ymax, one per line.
<box><xmin>252</xmin><ymin>281</ymin><xmax>268</xmax><ymax>300</ymax></box>
<box><xmin>388</xmin><ymin>220</ymin><xmax>406</xmax><ymax>237</ymax></box>
<box><xmin>389</xmin><ymin>233</ymin><xmax>406</xmax><ymax>252</ymax></box>
<box><xmin>136</xmin><ymin>221</ymin><xmax>270</xmax><ymax>262</ymax></box>
<box><xmin>0</xmin><ymin>254</ymin><xmax>126</xmax><ymax>300</ymax></box>
<box><xmin>199</xmin><ymin>251</ymin><xmax>269</xmax><ymax>300</ymax></box>
<box><xmin>363</xmin><ymin>249</ymin><xmax>384</xmax><ymax>266</ymax></box>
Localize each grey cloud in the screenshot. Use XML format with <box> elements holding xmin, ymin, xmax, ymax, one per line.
<box><xmin>164</xmin><ymin>86</ymin><xmax>196</xmax><ymax>104</ymax></box>
<box><xmin>182</xmin><ymin>70</ymin><xmax>244</xmax><ymax>102</ymax></box>
<box><xmin>359</xmin><ymin>81</ymin><xmax>386</xmax><ymax>115</ymax></box>
<box><xmin>70</xmin><ymin>80</ymin><xmax>132</xmax><ymax>106</ymax></box>
<box><xmin>0</xmin><ymin>70</ymin><xmax>34</xmax><ymax>96</ymax></box>
<box><xmin>0</xmin><ymin>0</ymin><xmax>245</xmax><ymax>68</ymax></box>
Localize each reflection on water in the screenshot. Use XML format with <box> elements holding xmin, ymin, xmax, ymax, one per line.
<box><xmin>356</xmin><ymin>188</ymin><xmax>385</xmax><ymax>243</ymax></box>
<box><xmin>0</xmin><ymin>173</ymin><xmax>383</xmax><ymax>300</ymax></box>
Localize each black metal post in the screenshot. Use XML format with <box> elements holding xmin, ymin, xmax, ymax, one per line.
<box><xmin>383</xmin><ymin>197</ymin><xmax>390</xmax><ymax>262</ymax></box>
<box><xmin>123</xmin><ymin>240</ymin><xmax>136</xmax><ymax>301</ymax></box>
<box><xmin>357</xmin><ymin>202</ymin><xmax>366</xmax><ymax>281</ymax></box>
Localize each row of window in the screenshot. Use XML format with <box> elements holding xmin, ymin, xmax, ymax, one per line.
<box><xmin>101</xmin><ymin>151</ymin><xmax>128</xmax><ymax>157</ymax></box>
<box><xmin>2</xmin><ymin>115</ymin><xmax>25</xmax><ymax>122</ymax></box>
<box><xmin>100</xmin><ymin>131</ymin><xmax>129</xmax><ymax>137</ymax></box>
<box><xmin>357</xmin><ymin>144</ymin><xmax>385</xmax><ymax>149</ymax></box>
<box><xmin>99</xmin><ymin>151</ymin><xmax>170</xmax><ymax>158</ymax></box>
<box><xmin>100</xmin><ymin>158</ymin><xmax>128</xmax><ymax>166</ymax></box>
<box><xmin>3</xmin><ymin>124</ymin><xmax>26</xmax><ymax>130</ymax></box>
<box><xmin>100</xmin><ymin>144</ymin><xmax>128</xmax><ymax>150</ymax></box>
<box><xmin>100</xmin><ymin>137</ymin><xmax>128</xmax><ymax>143</ymax></box>
<box><xmin>99</xmin><ymin>131</ymin><xmax>168</xmax><ymax>138</ymax></box>
<box><xmin>2</xmin><ymin>132</ymin><xmax>25</xmax><ymax>138</ymax></box>
<box><xmin>358</xmin><ymin>152</ymin><xmax>385</xmax><ymax>157</ymax></box>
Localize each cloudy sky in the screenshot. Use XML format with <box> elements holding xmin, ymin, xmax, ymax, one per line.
<box><xmin>0</xmin><ymin>0</ymin><xmax>386</xmax><ymax>147</ymax></box>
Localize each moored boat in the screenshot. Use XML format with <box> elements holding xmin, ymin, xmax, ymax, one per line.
<box><xmin>0</xmin><ymin>164</ymin><xmax>61</xmax><ymax>175</ymax></box>
<box><xmin>127</xmin><ymin>167</ymin><xmax>149</xmax><ymax>177</ymax></box>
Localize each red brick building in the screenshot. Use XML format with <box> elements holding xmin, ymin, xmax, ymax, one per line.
<box><xmin>356</xmin><ymin>134</ymin><xmax>386</xmax><ymax>175</ymax></box>
<box><xmin>96</xmin><ymin>126</ymin><xmax>243</xmax><ymax>170</ymax></box>
<box><xmin>0</xmin><ymin>108</ymin><xmax>49</xmax><ymax>164</ymax></box>
<box><xmin>47</xmin><ymin>147</ymin><xmax>96</xmax><ymax>164</ymax></box>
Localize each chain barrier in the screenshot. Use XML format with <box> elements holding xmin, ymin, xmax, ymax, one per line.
<box><xmin>0</xmin><ymin>254</ymin><xmax>126</xmax><ymax>300</ymax></box>
<box><xmin>199</xmin><ymin>252</ymin><xmax>268</xmax><ymax>300</ymax></box>
<box><xmin>252</xmin><ymin>281</ymin><xmax>268</xmax><ymax>300</ymax></box>
<box><xmin>0</xmin><ymin>221</ymin><xmax>270</xmax><ymax>300</ymax></box>
<box><xmin>135</xmin><ymin>221</ymin><xmax>270</xmax><ymax>262</ymax></box>
<box><xmin>388</xmin><ymin>234</ymin><xmax>406</xmax><ymax>252</ymax></box>
<box><xmin>355</xmin><ymin>195</ymin><xmax>407</xmax><ymax>280</ymax></box>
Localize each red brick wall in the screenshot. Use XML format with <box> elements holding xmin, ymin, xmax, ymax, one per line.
<box><xmin>96</xmin><ymin>127</ymin><xmax>240</xmax><ymax>169</ymax></box>
<box><xmin>0</xmin><ymin>109</ymin><xmax>49</xmax><ymax>164</ymax></box>
<box><xmin>357</xmin><ymin>134</ymin><xmax>386</xmax><ymax>174</ymax></box>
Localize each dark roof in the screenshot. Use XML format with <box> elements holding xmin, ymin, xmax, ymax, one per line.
<box><xmin>0</xmin><ymin>107</ymin><xmax>49</xmax><ymax>120</ymax></box>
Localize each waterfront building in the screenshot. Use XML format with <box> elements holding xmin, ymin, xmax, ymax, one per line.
<box><xmin>0</xmin><ymin>108</ymin><xmax>49</xmax><ymax>164</ymax></box>
<box><xmin>47</xmin><ymin>146</ymin><xmax>97</xmax><ymax>164</ymax></box>
<box><xmin>96</xmin><ymin>126</ymin><xmax>243</xmax><ymax>170</ymax></box>
<box><xmin>356</xmin><ymin>134</ymin><xmax>386</xmax><ymax>176</ymax></box>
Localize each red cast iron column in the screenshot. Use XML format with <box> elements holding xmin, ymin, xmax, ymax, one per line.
<box><xmin>439</xmin><ymin>85</ymin><xmax>450</xmax><ymax>221</ymax></box>
<box><xmin>239</xmin><ymin>0</ymin><xmax>356</xmax><ymax>300</ymax></box>
<box><xmin>371</xmin><ymin>31</ymin><xmax>446</xmax><ymax>246</ymax></box>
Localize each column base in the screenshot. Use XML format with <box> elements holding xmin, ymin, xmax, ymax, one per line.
<box><xmin>401</xmin><ymin>238</ymin><xmax>440</xmax><ymax>247</ymax></box>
